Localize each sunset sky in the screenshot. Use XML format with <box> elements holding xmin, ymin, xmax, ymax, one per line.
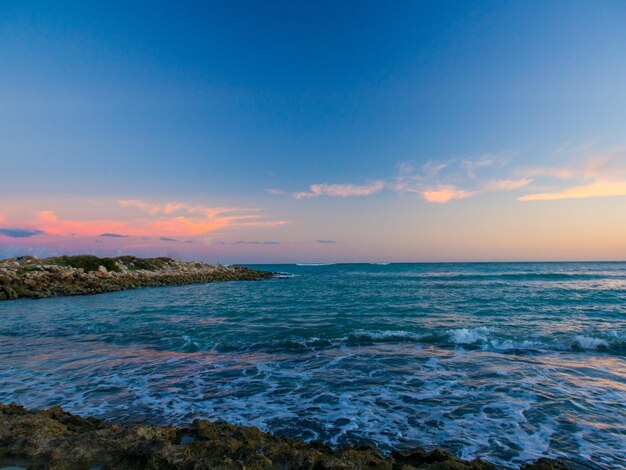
<box><xmin>2</xmin><ymin>1</ymin><xmax>626</xmax><ymax>263</ymax></box>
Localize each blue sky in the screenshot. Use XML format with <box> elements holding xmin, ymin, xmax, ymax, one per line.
<box><xmin>1</xmin><ymin>1</ymin><xmax>626</xmax><ymax>262</ymax></box>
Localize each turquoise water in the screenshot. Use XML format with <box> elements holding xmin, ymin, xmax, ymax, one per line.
<box><xmin>1</xmin><ymin>263</ymin><xmax>625</xmax><ymax>468</ymax></box>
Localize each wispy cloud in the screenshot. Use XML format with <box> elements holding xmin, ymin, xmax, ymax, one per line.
<box><xmin>268</xmin><ymin>145</ymin><xmax>626</xmax><ymax>206</ymax></box>
<box><xmin>282</xmin><ymin>155</ymin><xmax>520</xmax><ymax>204</ymax></box>
<box><xmin>520</xmin><ymin>180</ymin><xmax>626</xmax><ymax>201</ymax></box>
<box><xmin>518</xmin><ymin>148</ymin><xmax>626</xmax><ymax>201</ymax></box>
<box><xmin>393</xmin><ymin>154</ymin><xmax>521</xmax><ymax>203</ymax></box>
<box><xmin>9</xmin><ymin>200</ymin><xmax>288</xmax><ymax>239</ymax></box>
<box><xmin>99</xmin><ymin>233</ymin><xmax>128</xmax><ymax>238</ymax></box>
<box><xmin>317</xmin><ymin>239</ymin><xmax>336</xmax><ymax>244</ymax></box>
<box><xmin>267</xmin><ymin>188</ymin><xmax>287</xmax><ymax>195</ymax></box>
<box><xmin>392</xmin><ymin>146</ymin><xmax>626</xmax><ymax>203</ymax></box>
<box><xmin>462</xmin><ymin>154</ymin><xmax>508</xmax><ymax>178</ymax></box>
<box><xmin>0</xmin><ymin>228</ymin><xmax>44</xmax><ymax>238</ymax></box>
<box><xmin>293</xmin><ymin>181</ymin><xmax>384</xmax><ymax>199</ymax></box>
<box><xmin>159</xmin><ymin>237</ymin><xmax>178</xmax><ymax>242</ymax></box>
<box><xmin>483</xmin><ymin>178</ymin><xmax>532</xmax><ymax>192</ymax></box>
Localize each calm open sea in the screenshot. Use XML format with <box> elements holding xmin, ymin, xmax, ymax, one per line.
<box><xmin>1</xmin><ymin>263</ymin><xmax>625</xmax><ymax>468</ymax></box>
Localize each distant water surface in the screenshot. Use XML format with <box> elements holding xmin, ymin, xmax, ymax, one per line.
<box><xmin>1</xmin><ymin>263</ymin><xmax>625</xmax><ymax>468</ymax></box>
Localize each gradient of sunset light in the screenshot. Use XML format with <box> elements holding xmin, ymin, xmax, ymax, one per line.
<box><xmin>1</xmin><ymin>1</ymin><xmax>626</xmax><ymax>263</ymax></box>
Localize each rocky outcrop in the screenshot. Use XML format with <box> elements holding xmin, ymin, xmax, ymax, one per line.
<box><xmin>0</xmin><ymin>403</ymin><xmax>571</xmax><ymax>470</ymax></box>
<box><xmin>0</xmin><ymin>255</ymin><xmax>273</xmax><ymax>300</ymax></box>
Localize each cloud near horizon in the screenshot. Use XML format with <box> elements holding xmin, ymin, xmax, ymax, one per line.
<box><xmin>215</xmin><ymin>240</ymin><xmax>281</xmax><ymax>245</ymax></box>
<box><xmin>99</xmin><ymin>233</ymin><xmax>128</xmax><ymax>238</ymax></box>
<box><xmin>1</xmin><ymin>199</ymin><xmax>288</xmax><ymax>241</ymax></box>
<box><xmin>0</xmin><ymin>228</ymin><xmax>45</xmax><ymax>238</ymax></box>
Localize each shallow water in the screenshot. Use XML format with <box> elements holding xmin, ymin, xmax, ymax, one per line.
<box><xmin>1</xmin><ymin>262</ymin><xmax>625</xmax><ymax>468</ymax></box>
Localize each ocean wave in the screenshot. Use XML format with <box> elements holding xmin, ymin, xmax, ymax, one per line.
<box><xmin>402</xmin><ymin>272</ymin><xmax>626</xmax><ymax>283</ymax></box>
<box><xmin>211</xmin><ymin>328</ymin><xmax>626</xmax><ymax>356</ymax></box>
<box><xmin>572</xmin><ymin>335</ymin><xmax>609</xmax><ymax>350</ymax></box>
<box><xmin>272</xmin><ymin>272</ymin><xmax>299</xmax><ymax>279</ymax></box>
<box><xmin>295</xmin><ymin>263</ymin><xmax>336</xmax><ymax>266</ymax></box>
<box><xmin>348</xmin><ymin>329</ymin><xmax>423</xmax><ymax>342</ymax></box>
<box><xmin>571</xmin><ymin>331</ymin><xmax>626</xmax><ymax>352</ymax></box>
<box><xmin>447</xmin><ymin>327</ymin><xmax>491</xmax><ymax>344</ymax></box>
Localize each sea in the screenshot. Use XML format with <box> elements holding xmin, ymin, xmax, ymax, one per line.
<box><xmin>1</xmin><ymin>262</ymin><xmax>625</xmax><ymax>469</ymax></box>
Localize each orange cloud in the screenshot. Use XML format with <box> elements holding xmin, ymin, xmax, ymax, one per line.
<box><xmin>293</xmin><ymin>181</ymin><xmax>385</xmax><ymax>199</ymax></box>
<box><xmin>9</xmin><ymin>200</ymin><xmax>287</xmax><ymax>239</ymax></box>
<box><xmin>422</xmin><ymin>185</ymin><xmax>474</xmax><ymax>203</ymax></box>
<box><xmin>519</xmin><ymin>180</ymin><xmax>626</xmax><ymax>201</ymax></box>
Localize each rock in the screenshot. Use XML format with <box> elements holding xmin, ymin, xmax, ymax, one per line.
<box><xmin>0</xmin><ymin>286</ymin><xmax>18</xmax><ymax>300</ymax></box>
<box><xmin>521</xmin><ymin>458</ymin><xmax>572</xmax><ymax>469</ymax></box>
<box><xmin>0</xmin><ymin>255</ymin><xmax>274</xmax><ymax>301</ymax></box>
<box><xmin>56</xmin><ymin>269</ymin><xmax>75</xmax><ymax>280</ymax></box>
<box><xmin>0</xmin><ymin>403</ymin><xmax>575</xmax><ymax>470</ymax></box>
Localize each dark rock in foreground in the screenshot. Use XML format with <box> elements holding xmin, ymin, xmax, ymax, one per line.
<box><xmin>0</xmin><ymin>403</ymin><xmax>571</xmax><ymax>470</ymax></box>
<box><xmin>0</xmin><ymin>255</ymin><xmax>273</xmax><ymax>300</ymax></box>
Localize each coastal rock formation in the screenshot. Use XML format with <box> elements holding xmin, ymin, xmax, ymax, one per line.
<box><xmin>0</xmin><ymin>403</ymin><xmax>571</xmax><ymax>470</ymax></box>
<box><xmin>0</xmin><ymin>255</ymin><xmax>273</xmax><ymax>300</ymax></box>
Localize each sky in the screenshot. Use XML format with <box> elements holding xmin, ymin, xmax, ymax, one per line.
<box><xmin>1</xmin><ymin>0</ymin><xmax>626</xmax><ymax>263</ymax></box>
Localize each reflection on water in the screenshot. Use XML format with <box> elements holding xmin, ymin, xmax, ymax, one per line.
<box><xmin>1</xmin><ymin>262</ymin><xmax>625</xmax><ymax>469</ymax></box>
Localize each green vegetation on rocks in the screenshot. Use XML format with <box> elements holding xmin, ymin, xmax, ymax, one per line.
<box><xmin>50</xmin><ymin>255</ymin><xmax>122</xmax><ymax>272</ymax></box>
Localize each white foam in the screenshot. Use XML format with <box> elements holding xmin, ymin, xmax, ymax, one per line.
<box><xmin>447</xmin><ymin>327</ymin><xmax>491</xmax><ymax>344</ymax></box>
<box><xmin>273</xmin><ymin>272</ymin><xmax>299</xmax><ymax>279</ymax></box>
<box><xmin>351</xmin><ymin>329</ymin><xmax>422</xmax><ymax>341</ymax></box>
<box><xmin>573</xmin><ymin>335</ymin><xmax>609</xmax><ymax>350</ymax></box>
<box><xmin>488</xmin><ymin>339</ymin><xmax>543</xmax><ymax>351</ymax></box>
<box><xmin>296</xmin><ymin>263</ymin><xmax>335</xmax><ymax>266</ymax></box>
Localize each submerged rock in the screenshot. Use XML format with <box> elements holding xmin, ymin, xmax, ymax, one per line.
<box><xmin>0</xmin><ymin>403</ymin><xmax>572</xmax><ymax>470</ymax></box>
<box><xmin>0</xmin><ymin>255</ymin><xmax>273</xmax><ymax>300</ymax></box>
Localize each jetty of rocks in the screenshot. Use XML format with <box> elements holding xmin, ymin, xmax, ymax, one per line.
<box><xmin>0</xmin><ymin>255</ymin><xmax>273</xmax><ymax>300</ymax></box>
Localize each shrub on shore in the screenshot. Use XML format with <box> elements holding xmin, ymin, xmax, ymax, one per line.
<box><xmin>51</xmin><ymin>255</ymin><xmax>121</xmax><ymax>273</ymax></box>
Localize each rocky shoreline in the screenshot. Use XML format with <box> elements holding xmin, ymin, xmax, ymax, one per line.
<box><xmin>0</xmin><ymin>255</ymin><xmax>273</xmax><ymax>300</ymax></box>
<box><xmin>0</xmin><ymin>403</ymin><xmax>571</xmax><ymax>470</ymax></box>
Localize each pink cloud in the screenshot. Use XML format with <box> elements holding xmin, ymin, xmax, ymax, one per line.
<box><xmin>2</xmin><ymin>200</ymin><xmax>287</xmax><ymax>240</ymax></box>
<box><xmin>293</xmin><ymin>181</ymin><xmax>384</xmax><ymax>199</ymax></box>
<box><xmin>421</xmin><ymin>185</ymin><xmax>474</xmax><ymax>203</ymax></box>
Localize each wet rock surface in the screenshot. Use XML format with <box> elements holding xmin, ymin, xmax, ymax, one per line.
<box><xmin>0</xmin><ymin>403</ymin><xmax>572</xmax><ymax>470</ymax></box>
<box><xmin>0</xmin><ymin>255</ymin><xmax>273</xmax><ymax>300</ymax></box>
